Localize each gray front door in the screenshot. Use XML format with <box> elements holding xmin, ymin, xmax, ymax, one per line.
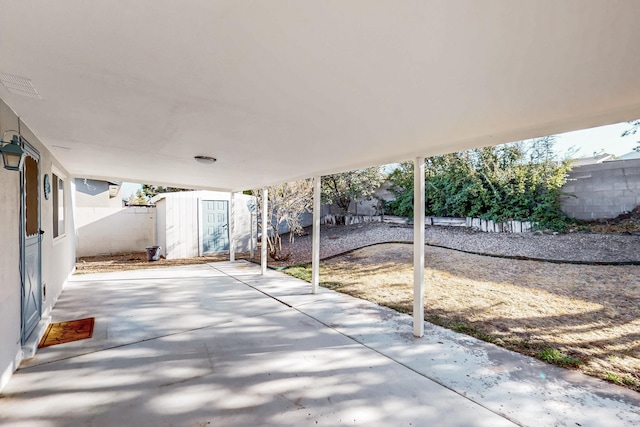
<box><xmin>202</xmin><ymin>200</ymin><xmax>229</xmax><ymax>254</ymax></box>
<box><xmin>21</xmin><ymin>144</ymin><xmax>42</xmax><ymax>343</ymax></box>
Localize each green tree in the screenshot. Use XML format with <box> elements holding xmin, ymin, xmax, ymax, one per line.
<box><xmin>621</xmin><ymin>120</ymin><xmax>640</xmax><ymax>152</ymax></box>
<box><xmin>385</xmin><ymin>138</ymin><xmax>573</xmax><ymax>230</ymax></box>
<box><xmin>253</xmin><ymin>179</ymin><xmax>313</xmax><ymax>261</ymax></box>
<box><xmin>622</xmin><ymin>120</ymin><xmax>640</xmax><ymax>137</ymax></box>
<box><xmin>387</xmin><ymin>161</ymin><xmax>415</xmax><ymax>217</ymax></box>
<box><xmin>127</xmin><ymin>189</ymin><xmax>149</xmax><ymax>206</ymax></box>
<box><xmin>321</xmin><ymin>167</ymin><xmax>386</xmax><ymax>214</ymax></box>
<box><xmin>142</xmin><ymin>184</ymin><xmax>192</xmax><ymax>199</ymax></box>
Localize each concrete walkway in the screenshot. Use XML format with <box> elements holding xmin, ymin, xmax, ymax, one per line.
<box><xmin>0</xmin><ymin>261</ymin><xmax>638</xmax><ymax>426</ymax></box>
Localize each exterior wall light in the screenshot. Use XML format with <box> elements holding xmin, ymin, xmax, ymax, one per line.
<box><xmin>0</xmin><ymin>132</ymin><xmax>26</xmax><ymax>171</ymax></box>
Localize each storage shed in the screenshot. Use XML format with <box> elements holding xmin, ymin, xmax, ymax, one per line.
<box><xmin>151</xmin><ymin>191</ymin><xmax>256</xmax><ymax>260</ymax></box>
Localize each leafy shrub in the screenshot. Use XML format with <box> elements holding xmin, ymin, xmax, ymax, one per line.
<box><xmin>386</xmin><ymin>138</ymin><xmax>573</xmax><ymax>231</ymax></box>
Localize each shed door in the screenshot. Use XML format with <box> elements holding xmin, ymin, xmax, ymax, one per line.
<box><xmin>21</xmin><ymin>145</ymin><xmax>42</xmax><ymax>343</ymax></box>
<box><xmin>202</xmin><ymin>200</ymin><xmax>229</xmax><ymax>253</ymax></box>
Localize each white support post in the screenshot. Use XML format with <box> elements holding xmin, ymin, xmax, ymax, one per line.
<box><xmin>249</xmin><ymin>202</ymin><xmax>255</xmax><ymax>259</ymax></box>
<box><xmin>413</xmin><ymin>157</ymin><xmax>425</xmax><ymax>337</ymax></box>
<box><xmin>261</xmin><ymin>188</ymin><xmax>268</xmax><ymax>275</ymax></box>
<box><xmin>230</xmin><ymin>192</ymin><xmax>236</xmax><ymax>262</ymax></box>
<box><xmin>311</xmin><ymin>176</ymin><xmax>321</xmax><ymax>294</ymax></box>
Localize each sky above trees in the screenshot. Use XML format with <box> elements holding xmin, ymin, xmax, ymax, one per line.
<box><xmin>553</xmin><ymin>120</ymin><xmax>638</xmax><ymax>158</ymax></box>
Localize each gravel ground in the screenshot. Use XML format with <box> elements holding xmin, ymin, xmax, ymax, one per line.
<box><xmin>272</xmin><ymin>220</ymin><xmax>640</xmax><ymax>267</ymax></box>
<box><xmin>76</xmin><ymin>219</ymin><xmax>640</xmax><ymax>272</ymax></box>
<box><xmin>424</xmin><ymin>226</ymin><xmax>640</xmax><ymax>263</ymax></box>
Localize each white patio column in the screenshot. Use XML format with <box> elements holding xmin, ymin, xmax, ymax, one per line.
<box><xmin>261</xmin><ymin>188</ymin><xmax>268</xmax><ymax>275</ymax></box>
<box><xmin>413</xmin><ymin>156</ymin><xmax>425</xmax><ymax>337</ymax></box>
<box><xmin>311</xmin><ymin>176</ymin><xmax>321</xmax><ymax>294</ymax></box>
<box><xmin>229</xmin><ymin>192</ymin><xmax>236</xmax><ymax>262</ymax></box>
<box><xmin>249</xmin><ymin>200</ymin><xmax>255</xmax><ymax>259</ymax></box>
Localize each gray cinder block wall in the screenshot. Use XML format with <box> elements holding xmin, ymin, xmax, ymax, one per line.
<box><xmin>561</xmin><ymin>158</ymin><xmax>640</xmax><ymax>220</ymax></box>
<box><xmin>323</xmin><ymin>182</ymin><xmax>395</xmax><ymax>216</ymax></box>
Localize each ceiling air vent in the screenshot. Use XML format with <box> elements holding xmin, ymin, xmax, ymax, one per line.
<box><xmin>0</xmin><ymin>73</ymin><xmax>43</xmax><ymax>100</ymax></box>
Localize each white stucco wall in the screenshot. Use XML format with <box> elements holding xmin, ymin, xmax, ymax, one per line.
<box><xmin>0</xmin><ymin>133</ymin><xmax>22</xmax><ymax>393</ymax></box>
<box><xmin>0</xmin><ymin>98</ymin><xmax>76</xmax><ymax>392</ymax></box>
<box><xmin>41</xmin><ymin>163</ymin><xmax>76</xmax><ymax>322</ymax></box>
<box><xmin>75</xmin><ymin>206</ymin><xmax>155</xmax><ymax>257</ymax></box>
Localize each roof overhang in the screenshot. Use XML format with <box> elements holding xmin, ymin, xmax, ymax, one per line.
<box><xmin>1</xmin><ymin>1</ymin><xmax>639</xmax><ymax>191</ymax></box>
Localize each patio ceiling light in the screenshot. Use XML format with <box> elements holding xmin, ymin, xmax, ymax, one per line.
<box><xmin>194</xmin><ymin>155</ymin><xmax>216</xmax><ymax>164</ymax></box>
<box><xmin>0</xmin><ymin>131</ymin><xmax>25</xmax><ymax>171</ymax></box>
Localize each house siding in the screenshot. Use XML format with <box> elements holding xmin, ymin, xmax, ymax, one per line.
<box><xmin>153</xmin><ymin>191</ymin><xmax>254</xmax><ymax>260</ymax></box>
<box><xmin>75</xmin><ymin>178</ymin><xmax>155</xmax><ymax>257</ymax></box>
<box><xmin>0</xmin><ymin>98</ymin><xmax>76</xmax><ymax>392</ymax></box>
<box><xmin>0</xmin><ymin>127</ymin><xmax>22</xmax><ymax>392</ymax></box>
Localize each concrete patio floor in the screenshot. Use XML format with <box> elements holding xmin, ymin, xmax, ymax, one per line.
<box><xmin>0</xmin><ymin>261</ymin><xmax>638</xmax><ymax>427</ymax></box>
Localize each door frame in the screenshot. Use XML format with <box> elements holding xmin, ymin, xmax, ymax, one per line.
<box><xmin>199</xmin><ymin>199</ymin><xmax>230</xmax><ymax>255</ymax></box>
<box><xmin>20</xmin><ymin>140</ymin><xmax>42</xmax><ymax>345</ymax></box>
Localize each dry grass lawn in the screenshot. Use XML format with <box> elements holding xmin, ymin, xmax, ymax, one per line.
<box><xmin>287</xmin><ymin>243</ymin><xmax>640</xmax><ymax>392</ymax></box>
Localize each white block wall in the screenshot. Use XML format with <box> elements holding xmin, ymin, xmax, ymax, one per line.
<box><xmin>75</xmin><ymin>207</ymin><xmax>155</xmax><ymax>256</ymax></box>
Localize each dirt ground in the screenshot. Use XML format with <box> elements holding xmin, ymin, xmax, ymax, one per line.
<box><xmin>290</xmin><ymin>243</ymin><xmax>640</xmax><ymax>392</ymax></box>
<box><xmin>74</xmin><ymin>251</ymin><xmax>227</xmax><ymax>274</ymax></box>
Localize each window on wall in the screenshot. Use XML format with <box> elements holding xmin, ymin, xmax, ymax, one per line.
<box><xmin>52</xmin><ymin>173</ymin><xmax>65</xmax><ymax>238</ymax></box>
<box><xmin>25</xmin><ymin>156</ymin><xmax>39</xmax><ymax>237</ymax></box>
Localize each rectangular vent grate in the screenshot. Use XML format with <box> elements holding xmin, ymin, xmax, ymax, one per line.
<box><xmin>0</xmin><ymin>73</ymin><xmax>43</xmax><ymax>100</ymax></box>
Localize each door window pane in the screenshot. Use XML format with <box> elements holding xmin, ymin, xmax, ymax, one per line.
<box><xmin>25</xmin><ymin>156</ymin><xmax>39</xmax><ymax>236</ymax></box>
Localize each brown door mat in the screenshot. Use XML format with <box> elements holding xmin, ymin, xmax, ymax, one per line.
<box><xmin>38</xmin><ymin>317</ymin><xmax>95</xmax><ymax>348</ymax></box>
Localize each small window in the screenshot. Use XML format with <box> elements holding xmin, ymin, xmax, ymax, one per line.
<box><xmin>52</xmin><ymin>173</ymin><xmax>65</xmax><ymax>238</ymax></box>
<box><xmin>25</xmin><ymin>156</ymin><xmax>39</xmax><ymax>237</ymax></box>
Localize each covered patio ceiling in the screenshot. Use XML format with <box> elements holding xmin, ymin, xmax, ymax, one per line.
<box><xmin>1</xmin><ymin>1</ymin><xmax>639</xmax><ymax>191</ymax></box>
